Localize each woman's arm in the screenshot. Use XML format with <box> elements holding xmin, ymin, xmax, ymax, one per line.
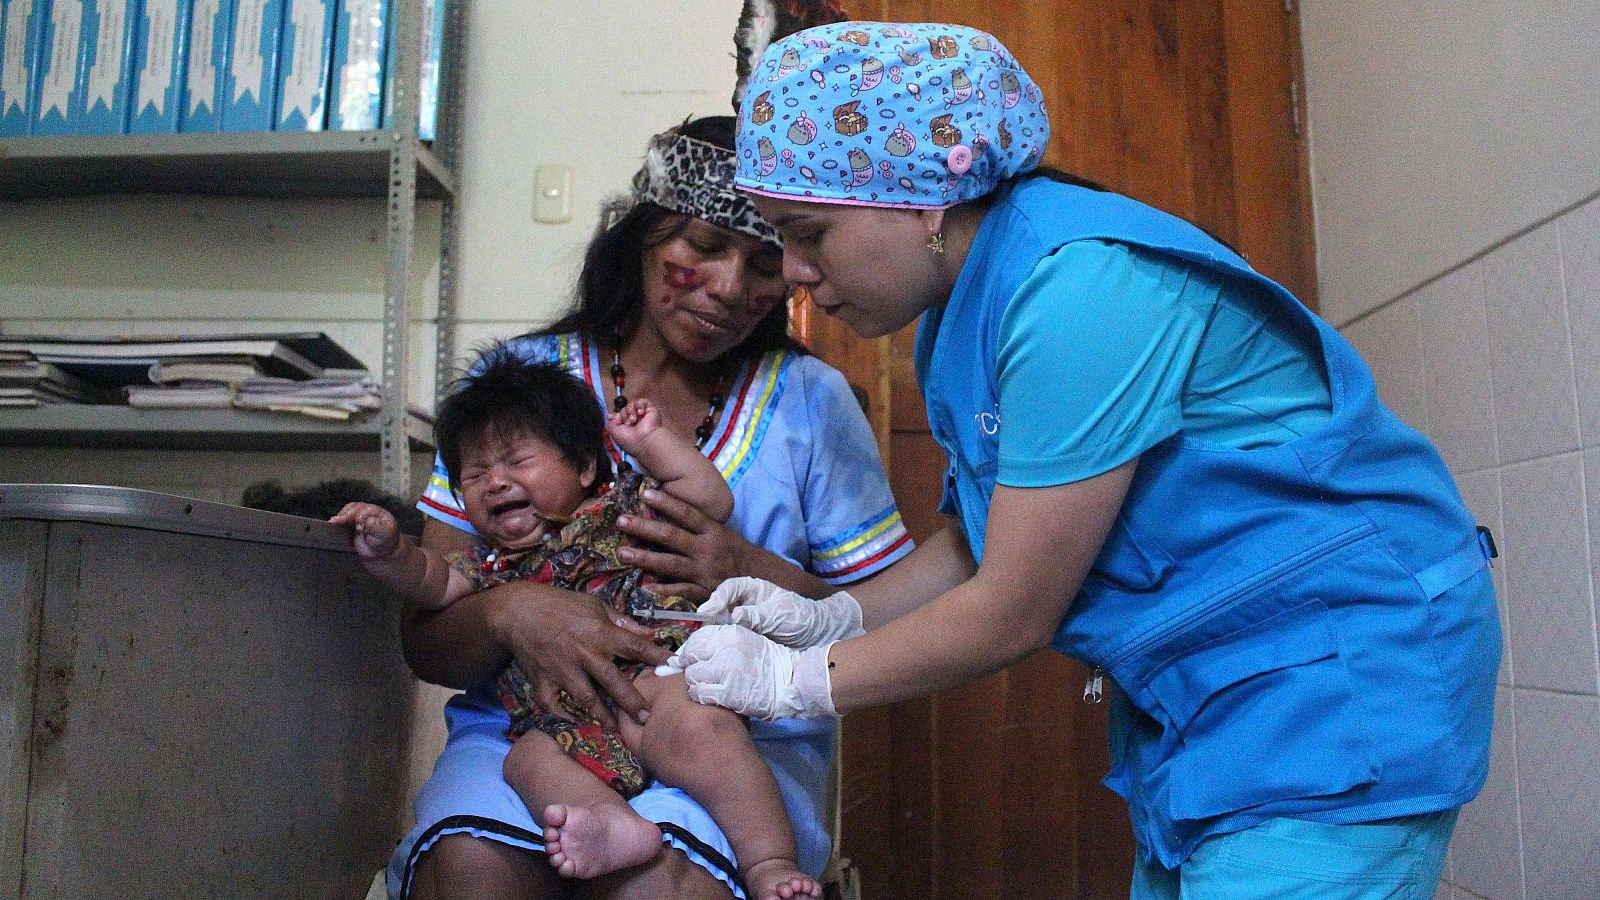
<box><xmin>826</xmin><ymin>462</ymin><xmax>1134</xmax><ymax>711</ymax></box>
<box><xmin>670</xmin><ymin>465</ymin><xmax>1135</xmax><ymax>720</ymax></box>
<box><xmin>846</xmin><ymin>518</ymin><xmax>977</xmax><ymax>629</ymax></box>
<box><xmin>687</xmin><ymin>519</ymin><xmax>974</xmax><ymax>652</ymax></box>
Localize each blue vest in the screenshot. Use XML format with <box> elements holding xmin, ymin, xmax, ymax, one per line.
<box><xmin>915</xmin><ymin>179</ymin><xmax>1500</xmax><ymax>867</ymax></box>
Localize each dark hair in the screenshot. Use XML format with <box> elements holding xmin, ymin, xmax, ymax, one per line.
<box><xmin>434</xmin><ymin>344</ymin><xmax>614</xmax><ymax>492</ymax></box>
<box><xmin>242</xmin><ymin>478</ymin><xmax>426</xmax><ymax>536</ymax></box>
<box><xmin>539</xmin><ymin>115</ymin><xmax>805</xmax><ymax>362</ymax></box>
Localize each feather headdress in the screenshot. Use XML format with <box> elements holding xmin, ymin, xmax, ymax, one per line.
<box><xmin>732</xmin><ymin>0</ymin><xmax>849</xmax><ymax>109</ymax></box>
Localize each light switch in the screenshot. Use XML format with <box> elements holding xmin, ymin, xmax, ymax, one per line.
<box><xmin>534</xmin><ymin>165</ymin><xmax>574</xmax><ymax>223</ymax></box>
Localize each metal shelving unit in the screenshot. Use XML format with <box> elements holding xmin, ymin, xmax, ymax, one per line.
<box><xmin>0</xmin><ymin>129</ymin><xmax>454</xmax><ymax>198</ymax></box>
<box><xmin>0</xmin><ymin>0</ymin><xmax>467</xmax><ymax>496</ymax></box>
<box><xmin>0</xmin><ymin>405</ymin><xmax>435</xmax><ymax>451</ymax></box>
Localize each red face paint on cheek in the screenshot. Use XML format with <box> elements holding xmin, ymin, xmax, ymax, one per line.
<box><xmin>664</xmin><ymin>262</ymin><xmax>701</xmax><ymax>290</ymax></box>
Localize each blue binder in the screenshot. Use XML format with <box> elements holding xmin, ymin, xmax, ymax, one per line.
<box><xmin>0</xmin><ymin>0</ymin><xmax>49</xmax><ymax>135</ymax></box>
<box><xmin>128</xmin><ymin>0</ymin><xmax>192</xmax><ymax>133</ymax></box>
<box><xmin>79</xmin><ymin>0</ymin><xmax>142</xmax><ymax>134</ymax></box>
<box><xmin>272</xmin><ymin>0</ymin><xmax>331</xmax><ymax>130</ymax></box>
<box><xmin>326</xmin><ymin>0</ymin><xmax>382</xmax><ymax>130</ymax></box>
<box><xmin>380</xmin><ymin>0</ymin><xmax>443</xmax><ymax>140</ymax></box>
<box><xmin>177</xmin><ymin>0</ymin><xmax>227</xmax><ymax>131</ymax></box>
<box><xmin>33</xmin><ymin>0</ymin><xmax>86</xmax><ymax>136</ymax></box>
<box><xmin>219</xmin><ymin>0</ymin><xmax>280</xmax><ymax>131</ymax></box>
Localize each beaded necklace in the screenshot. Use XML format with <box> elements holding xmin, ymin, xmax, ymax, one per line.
<box><xmin>609</xmin><ymin>342</ymin><xmax>728</xmax><ymax>449</ymax></box>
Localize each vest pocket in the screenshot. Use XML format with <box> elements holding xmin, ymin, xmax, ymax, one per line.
<box><xmin>1144</xmin><ymin>597</ymin><xmax>1379</xmax><ymax>822</ymax></box>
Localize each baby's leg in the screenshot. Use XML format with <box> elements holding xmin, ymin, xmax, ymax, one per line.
<box><xmin>501</xmin><ymin>730</ymin><xmax>661</xmax><ymax>880</ymax></box>
<box><xmin>619</xmin><ymin>672</ymin><xmax>822</xmax><ymax>900</ymax></box>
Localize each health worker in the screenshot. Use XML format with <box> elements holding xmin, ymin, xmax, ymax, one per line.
<box><xmin>672</xmin><ymin>20</ymin><xmax>1501</xmax><ymax>899</ymax></box>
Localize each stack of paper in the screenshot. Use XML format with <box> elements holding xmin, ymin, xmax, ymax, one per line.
<box><xmin>124</xmin><ymin>382</ymin><xmax>234</xmax><ymax>409</ymax></box>
<box><xmin>0</xmin><ymin>333</ymin><xmax>384</xmax><ymax>421</ymax></box>
<box><xmin>148</xmin><ymin>358</ymin><xmax>270</xmax><ymax>385</ymax></box>
<box><xmin>0</xmin><ymin>350</ymin><xmax>113</xmax><ymax>406</ymax></box>
<box><xmin>0</xmin><ymin>333</ymin><xmax>363</xmax><ymax>384</ymax></box>
<box><xmin>130</xmin><ymin>370</ymin><xmax>380</xmax><ymax>420</ymax></box>
<box><xmin>232</xmin><ymin>371</ymin><xmax>381</xmax><ymax>420</ymax></box>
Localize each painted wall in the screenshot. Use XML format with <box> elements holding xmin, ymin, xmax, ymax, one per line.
<box><xmin>1306</xmin><ymin>3</ymin><xmax>1600</xmax><ymax>899</ymax></box>
<box><xmin>1301</xmin><ymin>1</ymin><xmax>1600</xmax><ymax>326</ymax></box>
<box><xmin>446</xmin><ymin>0</ymin><xmax>748</xmax><ymax>346</ymax></box>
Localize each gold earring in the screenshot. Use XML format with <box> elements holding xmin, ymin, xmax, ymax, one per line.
<box><xmin>926</xmin><ymin>231</ymin><xmax>946</xmax><ymax>254</ymax></box>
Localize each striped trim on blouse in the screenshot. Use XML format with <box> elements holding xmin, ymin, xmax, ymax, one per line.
<box><xmin>810</xmin><ymin>505</ymin><xmax>912</xmax><ymax>581</ymax></box>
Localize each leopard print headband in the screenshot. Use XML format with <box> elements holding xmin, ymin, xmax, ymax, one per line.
<box><xmin>622</xmin><ymin>127</ymin><xmax>782</xmax><ymax>248</ymax></box>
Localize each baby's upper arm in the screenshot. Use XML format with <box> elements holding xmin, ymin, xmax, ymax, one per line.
<box><xmin>422</xmin><ymin>549</ymin><xmax>483</xmax><ymax>611</ymax></box>
<box><xmin>438</xmin><ymin>567</ymin><xmax>477</xmax><ymax>607</ymax></box>
<box><xmin>665</xmin><ymin>466</ymin><xmax>734</xmax><ymax>523</ymax></box>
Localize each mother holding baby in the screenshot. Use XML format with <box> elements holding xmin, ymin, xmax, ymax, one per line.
<box><xmin>385</xmin><ymin>110</ymin><xmax>910</xmax><ymax>900</ymax></box>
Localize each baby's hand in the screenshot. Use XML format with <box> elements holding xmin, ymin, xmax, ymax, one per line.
<box><xmin>607</xmin><ymin>398</ymin><xmax>661</xmax><ymax>452</ymax></box>
<box><xmin>330</xmin><ymin>502</ymin><xmax>402</xmax><ymax>560</ymax></box>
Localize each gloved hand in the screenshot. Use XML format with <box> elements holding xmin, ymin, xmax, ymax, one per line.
<box><xmin>698</xmin><ymin>576</ymin><xmax>865</xmax><ymax>648</ymax></box>
<box><xmin>667</xmin><ymin>625</ymin><xmax>839</xmax><ymax>720</ymax></box>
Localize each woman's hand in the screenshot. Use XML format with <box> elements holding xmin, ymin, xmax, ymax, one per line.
<box><xmin>669</xmin><ymin>625</ymin><xmax>838</xmax><ymax>720</ymax></box>
<box><xmin>614</xmin><ymin>488</ymin><xmax>754</xmax><ymax>601</ymax></box>
<box><xmin>699</xmin><ymin>576</ymin><xmax>865</xmax><ymax>648</ymax></box>
<box><xmin>616</xmin><ymin>488</ymin><xmax>839</xmax><ymax>601</ymax></box>
<box><xmin>486</xmin><ymin>581</ymin><xmax>670</xmax><ymax>730</ymax></box>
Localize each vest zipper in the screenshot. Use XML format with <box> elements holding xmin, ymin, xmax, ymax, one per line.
<box><xmin>1083</xmin><ymin>668</ymin><xmax>1104</xmax><ymax>703</ymax></box>
<box><xmin>1092</xmin><ymin>523</ymin><xmax>1379</xmax><ymax>683</ymax></box>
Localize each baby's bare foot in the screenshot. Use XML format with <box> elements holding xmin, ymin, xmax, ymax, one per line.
<box><xmin>744</xmin><ymin>857</ymin><xmax>822</xmax><ymax>900</ymax></box>
<box><xmin>542</xmin><ymin>802</ymin><xmax>661</xmax><ymax>879</ymax></box>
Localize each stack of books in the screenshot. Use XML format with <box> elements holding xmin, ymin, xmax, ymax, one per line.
<box><xmin>0</xmin><ymin>333</ymin><xmax>361</xmax><ymax>382</ymax></box>
<box><xmin>0</xmin><ymin>350</ymin><xmax>114</xmax><ymax>407</ymax></box>
<box><xmin>0</xmin><ymin>332</ymin><xmax>381</xmax><ymax>420</ymax></box>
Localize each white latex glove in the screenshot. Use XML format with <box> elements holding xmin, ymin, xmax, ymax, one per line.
<box><xmin>667</xmin><ymin>625</ymin><xmax>839</xmax><ymax>720</ymax></box>
<box><xmin>699</xmin><ymin>576</ymin><xmax>865</xmax><ymax>649</ymax></box>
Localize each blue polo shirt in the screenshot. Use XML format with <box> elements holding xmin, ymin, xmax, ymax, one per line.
<box><xmin>993</xmin><ymin>240</ymin><xmax>1332</xmax><ymax>490</ymax></box>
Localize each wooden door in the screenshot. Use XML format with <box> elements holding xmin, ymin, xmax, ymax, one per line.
<box><xmin>800</xmin><ymin>2</ymin><xmax>1316</xmax><ymax>896</ymax></box>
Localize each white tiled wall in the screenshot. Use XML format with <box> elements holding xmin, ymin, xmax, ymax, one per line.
<box><xmin>1345</xmin><ymin>194</ymin><xmax>1600</xmax><ymax>900</ymax></box>
<box><xmin>1299</xmin><ymin>1</ymin><xmax>1600</xmax><ymax>325</ymax></box>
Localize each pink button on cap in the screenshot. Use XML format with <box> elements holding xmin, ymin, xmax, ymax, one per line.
<box><xmin>946</xmin><ymin>145</ymin><xmax>973</xmax><ymax>175</ymax></box>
